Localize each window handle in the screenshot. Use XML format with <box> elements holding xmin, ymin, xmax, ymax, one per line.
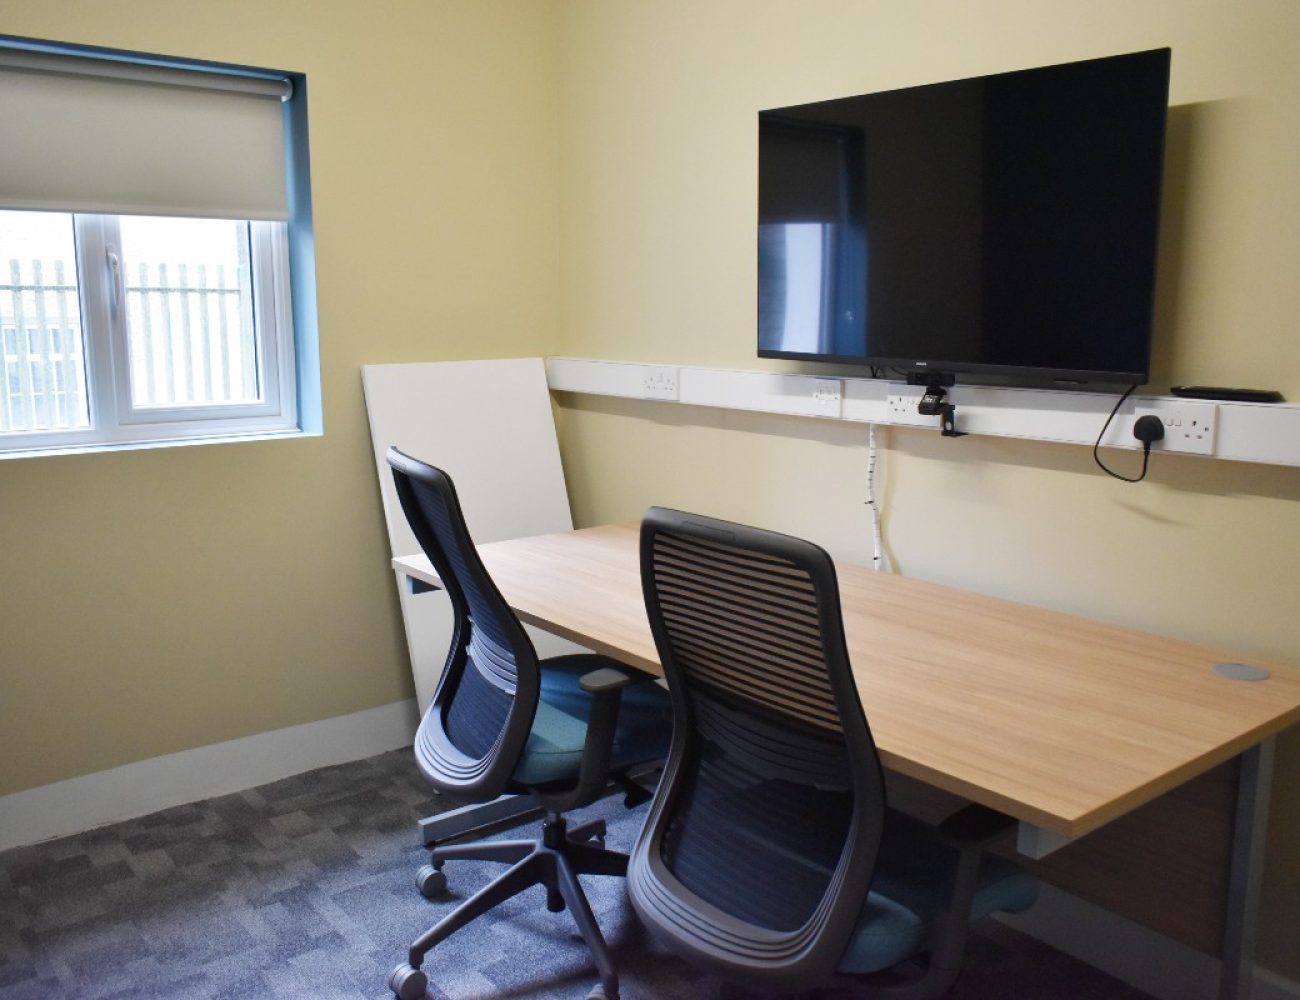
<box><xmin>105</xmin><ymin>244</ymin><xmax>123</xmax><ymax>319</ymax></box>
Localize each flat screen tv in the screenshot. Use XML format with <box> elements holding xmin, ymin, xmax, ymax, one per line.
<box><xmin>757</xmin><ymin>49</ymin><xmax>1171</xmax><ymax>386</ymax></box>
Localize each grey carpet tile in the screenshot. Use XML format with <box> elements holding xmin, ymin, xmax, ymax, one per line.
<box><xmin>0</xmin><ymin>749</ymin><xmax>1152</xmax><ymax>999</ymax></box>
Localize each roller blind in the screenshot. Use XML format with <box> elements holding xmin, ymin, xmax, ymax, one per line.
<box><xmin>0</xmin><ymin>47</ymin><xmax>291</xmax><ymax>220</ymax></box>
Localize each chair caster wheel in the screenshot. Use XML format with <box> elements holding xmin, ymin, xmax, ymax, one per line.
<box><xmin>389</xmin><ymin>962</ymin><xmax>428</xmax><ymax>1000</ymax></box>
<box><xmin>416</xmin><ymin>864</ymin><xmax>447</xmax><ymax>899</ymax></box>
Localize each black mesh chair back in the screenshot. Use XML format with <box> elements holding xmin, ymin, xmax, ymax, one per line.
<box><xmin>386</xmin><ymin>451</ymin><xmax>675</xmax><ymax>1000</ymax></box>
<box><xmin>388</xmin><ymin>447</ymin><xmax>540</xmax><ymax>801</ymax></box>
<box><xmin>629</xmin><ymin>507</ymin><xmax>887</xmax><ymax>990</ymax></box>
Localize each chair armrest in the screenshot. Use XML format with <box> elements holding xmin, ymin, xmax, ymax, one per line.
<box><xmin>937</xmin><ymin>804</ymin><xmax>1017</xmax><ymax>848</ymax></box>
<box><xmin>574</xmin><ymin>668</ymin><xmax>632</xmax><ymax>800</ymax></box>
<box><xmin>927</xmin><ymin>805</ymin><xmax>1018</xmax><ymax>978</ymax></box>
<box><xmin>579</xmin><ymin>667</ymin><xmax>633</xmax><ymax>694</ymax></box>
<box><xmin>537</xmin><ymin>664</ymin><xmax>632</xmax><ymax>813</ymax></box>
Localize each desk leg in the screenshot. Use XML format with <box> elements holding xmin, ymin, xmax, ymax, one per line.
<box><xmin>418</xmin><ymin>794</ymin><xmax>541</xmax><ymax>847</ymax></box>
<box><xmin>1219</xmin><ymin>738</ymin><xmax>1275</xmax><ymax>1000</ymax></box>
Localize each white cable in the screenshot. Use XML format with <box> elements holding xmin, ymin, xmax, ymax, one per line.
<box><xmin>866</xmin><ymin>423</ymin><xmax>888</xmax><ymax>572</ymax></box>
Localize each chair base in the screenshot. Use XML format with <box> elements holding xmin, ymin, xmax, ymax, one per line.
<box><xmin>392</xmin><ymin>812</ymin><xmax>627</xmax><ymax>1000</ymax></box>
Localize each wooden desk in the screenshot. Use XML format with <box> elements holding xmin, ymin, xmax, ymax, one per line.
<box><xmin>394</xmin><ymin>523</ymin><xmax>1300</xmax><ymax>999</ymax></box>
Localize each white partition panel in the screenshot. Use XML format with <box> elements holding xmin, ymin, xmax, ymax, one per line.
<box><xmin>362</xmin><ymin>358</ymin><xmax>581</xmax><ymax>710</ymax></box>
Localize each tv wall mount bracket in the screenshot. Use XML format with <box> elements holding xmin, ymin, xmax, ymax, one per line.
<box><xmin>909</xmin><ymin>373</ymin><xmax>966</xmax><ymax>438</ymax></box>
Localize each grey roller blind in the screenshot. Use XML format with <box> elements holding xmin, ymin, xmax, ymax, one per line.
<box><xmin>0</xmin><ymin>47</ymin><xmax>291</xmax><ymax>220</ymax></box>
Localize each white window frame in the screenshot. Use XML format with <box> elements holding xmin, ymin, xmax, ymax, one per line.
<box><xmin>0</xmin><ymin>213</ymin><xmax>297</xmax><ymax>457</ymax></box>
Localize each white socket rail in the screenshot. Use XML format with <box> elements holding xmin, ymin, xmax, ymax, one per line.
<box><xmin>545</xmin><ymin>358</ymin><xmax>1300</xmax><ymax>468</ymax></box>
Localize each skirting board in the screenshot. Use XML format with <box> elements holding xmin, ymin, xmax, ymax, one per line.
<box><xmin>0</xmin><ymin>698</ymin><xmax>420</xmax><ymax>854</ymax></box>
<box><xmin>1002</xmin><ymin>884</ymin><xmax>1300</xmax><ymax>1000</ymax></box>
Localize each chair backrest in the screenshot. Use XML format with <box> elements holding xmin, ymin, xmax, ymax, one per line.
<box><xmin>629</xmin><ymin>507</ymin><xmax>886</xmax><ymax>990</ymax></box>
<box><xmin>387</xmin><ymin>447</ymin><xmax>540</xmax><ymax>800</ymax></box>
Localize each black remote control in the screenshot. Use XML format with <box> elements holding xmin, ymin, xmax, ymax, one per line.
<box><xmin>1170</xmin><ymin>386</ymin><xmax>1284</xmax><ymax>403</ymax></box>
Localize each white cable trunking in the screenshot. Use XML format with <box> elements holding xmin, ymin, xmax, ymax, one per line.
<box><xmin>545</xmin><ymin>357</ymin><xmax>1300</xmax><ymax>468</ymax></box>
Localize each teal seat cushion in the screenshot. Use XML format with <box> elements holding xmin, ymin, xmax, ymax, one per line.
<box><xmin>839</xmin><ymin>810</ymin><xmax>1038</xmax><ymax>974</ymax></box>
<box><xmin>511</xmin><ymin>655</ymin><xmax>672</xmax><ymax>786</ymax></box>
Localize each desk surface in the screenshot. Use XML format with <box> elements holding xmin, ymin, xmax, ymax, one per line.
<box><xmin>394</xmin><ymin>524</ymin><xmax>1300</xmax><ymax>839</ymax></box>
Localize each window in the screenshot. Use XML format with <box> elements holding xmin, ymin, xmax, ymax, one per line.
<box><xmin>0</xmin><ymin>209</ymin><xmax>294</xmax><ymax>447</ymax></box>
<box><xmin>0</xmin><ymin>39</ymin><xmax>319</xmax><ymax>457</ymax></box>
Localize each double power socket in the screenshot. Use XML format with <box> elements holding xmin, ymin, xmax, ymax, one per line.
<box><xmin>1133</xmin><ymin>399</ymin><xmax>1217</xmax><ymax>456</ymax></box>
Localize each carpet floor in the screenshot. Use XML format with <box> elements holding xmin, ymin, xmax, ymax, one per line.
<box><xmin>0</xmin><ymin>749</ymin><xmax>1153</xmax><ymax>999</ymax></box>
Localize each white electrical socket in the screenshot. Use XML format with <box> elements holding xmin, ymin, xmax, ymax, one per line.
<box><xmin>886</xmin><ymin>391</ymin><xmax>941</xmax><ymax>428</ymax></box>
<box><xmin>641</xmin><ymin>366</ymin><xmax>679</xmax><ymax>401</ymax></box>
<box><xmin>811</xmin><ymin>378</ymin><xmax>842</xmax><ymax>417</ymax></box>
<box><xmin>1134</xmin><ymin>399</ymin><xmax>1218</xmax><ymax>456</ymax></box>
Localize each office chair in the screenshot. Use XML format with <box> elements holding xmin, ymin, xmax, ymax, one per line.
<box><xmin>385</xmin><ymin>449</ymin><xmax>671</xmax><ymax>1000</ymax></box>
<box><xmin>629</xmin><ymin>508</ymin><xmax>1037</xmax><ymax>997</ymax></box>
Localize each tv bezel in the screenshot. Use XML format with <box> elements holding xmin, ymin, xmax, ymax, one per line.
<box><xmin>756</xmin><ymin>49</ymin><xmax>1171</xmax><ymax>388</ymax></box>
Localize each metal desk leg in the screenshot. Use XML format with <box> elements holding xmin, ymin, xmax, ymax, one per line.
<box><xmin>1219</xmin><ymin>738</ymin><xmax>1276</xmax><ymax>1000</ymax></box>
<box><xmin>418</xmin><ymin>794</ymin><xmax>541</xmax><ymax>847</ymax></box>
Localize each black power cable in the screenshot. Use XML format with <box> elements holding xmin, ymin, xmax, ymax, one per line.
<box><xmin>1093</xmin><ymin>385</ymin><xmax>1165</xmax><ymax>483</ymax></box>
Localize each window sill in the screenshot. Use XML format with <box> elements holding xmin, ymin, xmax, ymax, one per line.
<box><xmin>0</xmin><ymin>426</ymin><xmax>320</xmax><ymax>462</ymax></box>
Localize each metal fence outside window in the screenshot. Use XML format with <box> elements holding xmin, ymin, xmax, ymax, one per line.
<box><xmin>1</xmin><ymin>258</ymin><xmax>87</xmax><ymax>433</ymax></box>
<box><xmin>1</xmin><ymin>251</ymin><xmax>258</xmax><ymax>435</ymax></box>
<box><xmin>123</xmin><ymin>258</ymin><xmax>258</xmax><ymax>409</ymax></box>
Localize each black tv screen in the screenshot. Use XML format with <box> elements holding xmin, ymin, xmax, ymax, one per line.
<box><xmin>757</xmin><ymin>49</ymin><xmax>1171</xmax><ymax>385</ymax></box>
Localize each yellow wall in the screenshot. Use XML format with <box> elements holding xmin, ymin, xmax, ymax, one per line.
<box><xmin>551</xmin><ymin>0</ymin><xmax>1300</xmax><ymax>976</ymax></box>
<box><xmin>0</xmin><ymin>0</ymin><xmax>561</xmax><ymax>791</ymax></box>
<box><xmin>3</xmin><ymin>0</ymin><xmax>1298</xmax><ymax>978</ymax></box>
